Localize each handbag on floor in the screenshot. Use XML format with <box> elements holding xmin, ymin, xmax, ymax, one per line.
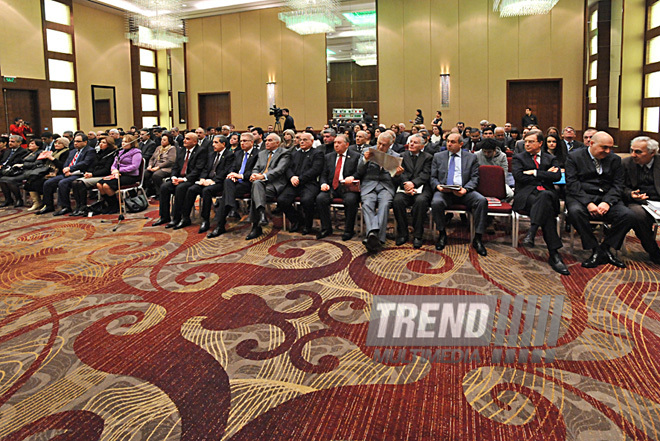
<box><xmin>123</xmin><ymin>190</ymin><xmax>148</xmax><ymax>213</ymax></box>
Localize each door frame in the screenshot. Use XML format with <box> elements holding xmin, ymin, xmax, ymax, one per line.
<box><xmin>506</xmin><ymin>78</ymin><xmax>563</xmax><ymax>130</ymax></box>
<box><xmin>198</xmin><ymin>91</ymin><xmax>231</xmax><ymax>128</ymax></box>
<box><xmin>1</xmin><ymin>78</ymin><xmax>51</xmax><ymax>134</ymax></box>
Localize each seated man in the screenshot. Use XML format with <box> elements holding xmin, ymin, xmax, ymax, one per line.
<box><xmin>0</xmin><ymin>135</ymin><xmax>29</xmax><ymax>207</ymax></box>
<box><xmin>392</xmin><ymin>134</ymin><xmax>432</xmax><ymax>248</ymax></box>
<box><xmin>430</xmin><ymin>133</ymin><xmax>488</xmax><ymax>256</ymax></box>
<box><xmin>277</xmin><ymin>132</ymin><xmax>324</xmax><ymax>234</ymax></box>
<box><xmin>565</xmin><ymin>131</ymin><xmax>632</xmax><ymax>268</ymax></box>
<box><xmin>40</xmin><ymin>133</ymin><xmax>96</xmax><ymax>215</ymax></box>
<box><xmin>622</xmin><ymin>136</ymin><xmax>660</xmax><ymax>264</ymax></box>
<box><xmin>245</xmin><ymin>133</ymin><xmax>291</xmax><ymax>240</ymax></box>
<box><xmin>359</xmin><ymin>132</ymin><xmax>403</xmax><ymax>252</ymax></box>
<box><xmin>475</xmin><ymin>138</ymin><xmax>514</xmax><ymax>200</ymax></box>
<box><xmin>316</xmin><ymin>134</ymin><xmax>361</xmax><ymax>241</ymax></box>
<box><xmin>207</xmin><ymin>133</ymin><xmax>259</xmax><ymax>238</ymax></box>
<box><xmin>152</xmin><ymin>132</ymin><xmax>208</xmax><ymax>227</ymax></box>
<box><xmin>512</xmin><ymin>130</ymin><xmax>569</xmax><ymax>275</ymax></box>
<box><xmin>180</xmin><ymin>134</ymin><xmax>234</xmax><ymax>233</ymax></box>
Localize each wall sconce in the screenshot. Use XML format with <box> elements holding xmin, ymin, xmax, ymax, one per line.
<box><xmin>440</xmin><ymin>74</ymin><xmax>450</xmax><ymax>108</ymax></box>
<box><xmin>267</xmin><ymin>81</ymin><xmax>276</xmax><ymax>110</ymax></box>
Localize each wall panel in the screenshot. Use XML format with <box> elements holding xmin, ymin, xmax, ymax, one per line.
<box><xmin>0</xmin><ymin>0</ymin><xmax>46</xmax><ymax>80</ymax></box>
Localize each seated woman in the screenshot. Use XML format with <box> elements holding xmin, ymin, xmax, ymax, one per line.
<box><xmin>97</xmin><ymin>134</ymin><xmax>142</xmax><ymax>214</ymax></box>
<box><xmin>0</xmin><ymin>139</ymin><xmax>44</xmax><ymax>210</ymax></box>
<box><xmin>543</xmin><ymin>134</ymin><xmax>567</xmax><ymax>169</ymax></box>
<box><xmin>70</xmin><ymin>135</ymin><xmax>117</xmax><ymax>215</ymax></box>
<box><xmin>282</xmin><ymin>129</ymin><xmax>295</xmax><ymax>149</ymax></box>
<box><xmin>228</xmin><ymin>133</ymin><xmax>240</xmax><ymax>153</ymax></box>
<box><xmin>144</xmin><ymin>131</ymin><xmax>176</xmax><ymax>198</ymax></box>
<box><xmin>30</xmin><ymin>137</ymin><xmax>71</xmax><ymax>213</ymax></box>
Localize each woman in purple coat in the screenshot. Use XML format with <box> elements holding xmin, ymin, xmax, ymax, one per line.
<box><xmin>97</xmin><ymin>134</ymin><xmax>142</xmax><ymax>214</ymax></box>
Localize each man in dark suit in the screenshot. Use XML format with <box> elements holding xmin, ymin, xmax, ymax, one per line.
<box><xmin>0</xmin><ymin>135</ymin><xmax>29</xmax><ymax>207</ymax></box>
<box><xmin>282</xmin><ymin>108</ymin><xmax>296</xmax><ymax>131</ymax></box>
<box><xmin>177</xmin><ymin>135</ymin><xmax>234</xmax><ymax>233</ymax></box>
<box><xmin>349</xmin><ymin>130</ymin><xmax>370</xmax><ymax>155</ymax></box>
<box><xmin>277</xmin><ymin>132</ymin><xmax>324</xmax><ymax>234</ymax></box>
<box><xmin>195</xmin><ymin>127</ymin><xmax>212</xmax><ymax>151</ymax></box>
<box><xmin>513</xmin><ymin>130</ymin><xmax>569</xmax><ymax>275</ymax></box>
<box><xmin>396</xmin><ymin>123</ymin><xmax>410</xmax><ymax>145</ymax></box>
<box><xmin>566</xmin><ymin>131</ymin><xmax>632</xmax><ymax>268</ymax></box>
<box><xmin>207</xmin><ymin>132</ymin><xmax>260</xmax><ymax>238</ymax></box>
<box><xmin>464</xmin><ymin>128</ymin><xmax>481</xmax><ymax>153</ymax></box>
<box><xmin>316</xmin><ymin>134</ymin><xmax>361</xmax><ymax>241</ymax></box>
<box><xmin>430</xmin><ymin>132</ymin><xmax>488</xmax><ymax>256</ymax></box>
<box><xmin>521</xmin><ymin>107</ymin><xmax>539</xmax><ymax>128</ymax></box>
<box><xmin>562</xmin><ymin>126</ymin><xmax>585</xmax><ymax>153</ymax></box>
<box><xmin>139</xmin><ymin>128</ymin><xmax>157</xmax><ymax>166</ymax></box>
<box><xmin>152</xmin><ymin>131</ymin><xmax>209</xmax><ymax>227</ymax></box>
<box><xmin>321</xmin><ymin>128</ymin><xmax>337</xmax><ymax>155</ymax></box>
<box><xmin>245</xmin><ymin>133</ymin><xmax>291</xmax><ymax>240</ymax></box>
<box><xmin>251</xmin><ymin>127</ymin><xmax>265</xmax><ymax>151</ymax></box>
<box><xmin>40</xmin><ymin>133</ymin><xmax>97</xmax><ymax>215</ymax></box>
<box><xmin>622</xmin><ymin>136</ymin><xmax>660</xmax><ymax>264</ymax></box>
<box><xmin>392</xmin><ymin>134</ymin><xmax>432</xmax><ymax>248</ymax></box>
<box><xmin>359</xmin><ymin>132</ymin><xmax>403</xmax><ymax>251</ymax></box>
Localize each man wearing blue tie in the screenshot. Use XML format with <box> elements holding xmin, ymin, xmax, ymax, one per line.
<box><xmin>430</xmin><ymin>133</ymin><xmax>488</xmax><ymax>256</ymax></box>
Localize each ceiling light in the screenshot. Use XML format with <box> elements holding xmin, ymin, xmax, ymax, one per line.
<box><xmin>493</xmin><ymin>0</ymin><xmax>559</xmax><ymax>17</ymax></box>
<box><xmin>279</xmin><ymin>0</ymin><xmax>341</xmax><ymax>35</ymax></box>
<box><xmin>342</xmin><ymin>11</ymin><xmax>376</xmax><ymax>26</ymax></box>
<box><xmin>126</xmin><ymin>0</ymin><xmax>188</xmax><ymax>49</ymax></box>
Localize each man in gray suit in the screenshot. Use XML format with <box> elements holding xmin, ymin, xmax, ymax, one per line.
<box><xmin>359</xmin><ymin>131</ymin><xmax>404</xmax><ymax>251</ymax></box>
<box><xmin>245</xmin><ymin>133</ymin><xmax>291</xmax><ymax>240</ymax></box>
<box><xmin>430</xmin><ymin>132</ymin><xmax>488</xmax><ymax>256</ymax></box>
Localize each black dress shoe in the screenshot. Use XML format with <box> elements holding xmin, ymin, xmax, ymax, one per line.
<box><xmin>0</xmin><ymin>200</ymin><xmax>13</xmax><ymax>208</ymax></box>
<box><xmin>228</xmin><ymin>208</ymin><xmax>240</xmax><ymax>219</ymax></box>
<box><xmin>300</xmin><ymin>226</ymin><xmax>311</xmax><ymax>235</ymax></box>
<box><xmin>341</xmin><ymin>231</ymin><xmax>354</xmax><ymax>241</ymax></box>
<box><xmin>53</xmin><ymin>207</ymin><xmax>72</xmax><ymax>216</ymax></box>
<box><xmin>435</xmin><ymin>231</ymin><xmax>447</xmax><ymax>251</ymax></box>
<box><xmin>604</xmin><ymin>248</ymin><xmax>626</xmax><ymax>268</ymax></box>
<box><xmin>549</xmin><ymin>253</ymin><xmax>570</xmax><ymax>275</ymax></box>
<box><xmin>288</xmin><ymin>220</ymin><xmax>300</xmax><ymax>233</ymax></box>
<box><xmin>317</xmin><ymin>229</ymin><xmax>332</xmax><ymax>239</ymax></box>
<box><xmin>413</xmin><ymin>237</ymin><xmax>423</xmax><ymax>249</ymax></box>
<box><xmin>521</xmin><ymin>232</ymin><xmax>535</xmax><ymax>248</ymax></box>
<box><xmin>13</xmin><ymin>199</ymin><xmax>24</xmax><ymax>208</ymax></box>
<box><xmin>395</xmin><ymin>235</ymin><xmax>409</xmax><ymax>246</ymax></box>
<box><xmin>151</xmin><ymin>218</ymin><xmax>170</xmax><ymax>227</ymax></box>
<box><xmin>246</xmin><ymin>225</ymin><xmax>262</xmax><ymax>240</ymax></box>
<box><xmin>165</xmin><ymin>221</ymin><xmax>178</xmax><ymax>229</ymax></box>
<box><xmin>472</xmin><ymin>238</ymin><xmax>487</xmax><ymax>256</ymax></box>
<box><xmin>365</xmin><ymin>231</ymin><xmax>380</xmax><ymax>252</ymax></box>
<box><xmin>36</xmin><ymin>206</ymin><xmax>54</xmax><ymax>215</ymax></box>
<box><xmin>70</xmin><ymin>209</ymin><xmax>81</xmax><ymax>216</ymax></box>
<box><xmin>207</xmin><ymin>225</ymin><xmax>226</xmax><ymax>238</ymax></box>
<box><xmin>198</xmin><ymin>221</ymin><xmax>210</xmax><ymax>234</ymax></box>
<box><xmin>173</xmin><ymin>219</ymin><xmax>192</xmax><ymax>230</ymax></box>
<box><xmin>258</xmin><ymin>210</ymin><xmax>268</xmax><ymax>226</ymax></box>
<box><xmin>582</xmin><ymin>249</ymin><xmax>605</xmax><ymax>268</ymax></box>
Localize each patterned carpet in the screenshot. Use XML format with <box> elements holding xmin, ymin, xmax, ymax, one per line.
<box><xmin>2</xmin><ymin>203</ymin><xmax>660</xmax><ymax>441</ymax></box>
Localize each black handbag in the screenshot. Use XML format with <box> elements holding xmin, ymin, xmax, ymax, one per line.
<box><xmin>23</xmin><ymin>165</ymin><xmax>51</xmax><ymax>179</ymax></box>
<box><xmin>123</xmin><ymin>190</ymin><xmax>148</xmax><ymax>213</ymax></box>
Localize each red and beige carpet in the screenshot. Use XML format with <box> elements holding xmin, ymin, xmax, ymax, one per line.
<box><xmin>1</xmin><ymin>204</ymin><xmax>660</xmax><ymax>440</ymax></box>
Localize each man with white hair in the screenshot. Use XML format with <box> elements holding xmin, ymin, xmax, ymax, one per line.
<box><xmin>622</xmin><ymin>136</ymin><xmax>660</xmax><ymax>264</ymax></box>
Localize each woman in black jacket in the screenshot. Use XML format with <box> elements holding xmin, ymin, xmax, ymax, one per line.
<box><xmin>70</xmin><ymin>135</ymin><xmax>117</xmax><ymax>215</ymax></box>
<box><xmin>0</xmin><ymin>139</ymin><xmax>44</xmax><ymax>209</ymax></box>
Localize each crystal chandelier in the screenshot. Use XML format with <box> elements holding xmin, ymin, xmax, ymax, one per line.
<box><xmin>126</xmin><ymin>0</ymin><xmax>188</xmax><ymax>50</ymax></box>
<box><xmin>279</xmin><ymin>0</ymin><xmax>341</xmax><ymax>35</ymax></box>
<box><xmin>493</xmin><ymin>0</ymin><xmax>559</xmax><ymax>17</ymax></box>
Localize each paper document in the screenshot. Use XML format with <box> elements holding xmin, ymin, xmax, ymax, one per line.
<box><xmin>643</xmin><ymin>204</ymin><xmax>660</xmax><ymax>221</ymax></box>
<box><xmin>367</xmin><ymin>148</ymin><xmax>402</xmax><ymax>177</ymax></box>
<box><xmin>397</xmin><ymin>185</ymin><xmax>423</xmax><ymax>194</ymax></box>
<box><xmin>442</xmin><ymin>185</ymin><xmax>462</xmax><ymax>191</ymax></box>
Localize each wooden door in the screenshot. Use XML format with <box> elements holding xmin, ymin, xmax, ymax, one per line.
<box><xmin>198</xmin><ymin>92</ymin><xmax>230</xmax><ymax>128</ymax></box>
<box><xmin>3</xmin><ymin>89</ymin><xmax>40</xmax><ymax>136</ymax></box>
<box><xmin>506</xmin><ymin>80</ymin><xmax>562</xmax><ymax>131</ymax></box>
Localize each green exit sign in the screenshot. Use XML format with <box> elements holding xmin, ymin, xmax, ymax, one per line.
<box><xmin>3</xmin><ymin>77</ymin><xmax>16</xmax><ymax>83</ymax></box>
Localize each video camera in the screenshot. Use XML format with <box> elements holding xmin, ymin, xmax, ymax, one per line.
<box><xmin>269</xmin><ymin>105</ymin><xmax>283</xmax><ymax>120</ymax></box>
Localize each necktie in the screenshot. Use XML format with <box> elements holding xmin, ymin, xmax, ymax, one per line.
<box><xmin>532</xmin><ymin>154</ymin><xmax>544</xmax><ymax>191</ymax></box>
<box><xmin>333</xmin><ymin>154</ymin><xmax>344</xmax><ymax>189</ymax></box>
<box><xmin>264</xmin><ymin>152</ymin><xmax>273</xmax><ymax>174</ymax></box>
<box><xmin>181</xmin><ymin>150</ymin><xmax>191</xmax><ymax>177</ymax></box>
<box><xmin>412</xmin><ymin>154</ymin><xmax>418</xmax><ymax>168</ymax></box>
<box><xmin>593</xmin><ymin>157</ymin><xmax>602</xmax><ymax>175</ymax></box>
<box><xmin>238</xmin><ymin>152</ymin><xmax>249</xmax><ymax>182</ymax></box>
<box><xmin>3</xmin><ymin>149</ymin><xmax>15</xmax><ymax>165</ymax></box>
<box><xmin>447</xmin><ymin>154</ymin><xmax>456</xmax><ymax>185</ymax></box>
<box><xmin>209</xmin><ymin>153</ymin><xmax>220</xmax><ymax>178</ymax></box>
<box><xmin>568</xmin><ymin>141</ymin><xmax>573</xmax><ymax>151</ymax></box>
<box><xmin>69</xmin><ymin>150</ymin><xmax>80</xmax><ymax>167</ymax></box>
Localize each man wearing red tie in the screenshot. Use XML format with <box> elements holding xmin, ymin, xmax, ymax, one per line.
<box><xmin>512</xmin><ymin>130</ymin><xmax>569</xmax><ymax>275</ymax></box>
<box><xmin>316</xmin><ymin>134</ymin><xmax>361</xmax><ymax>240</ymax></box>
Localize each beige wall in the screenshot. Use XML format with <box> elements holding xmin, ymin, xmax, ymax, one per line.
<box><xmin>186</xmin><ymin>8</ymin><xmax>327</xmax><ymax>130</ymax></box>
<box><xmin>620</xmin><ymin>0</ymin><xmax>645</xmax><ymax>132</ymax></box>
<box><xmin>0</xmin><ymin>0</ymin><xmax>46</xmax><ymax>80</ymax></box>
<box><xmin>170</xmin><ymin>47</ymin><xmax>186</xmax><ymax>129</ymax></box>
<box><xmin>378</xmin><ymin>0</ymin><xmax>585</xmax><ymax>130</ymax></box>
<box><xmin>73</xmin><ymin>2</ymin><xmax>133</xmax><ymax>130</ymax></box>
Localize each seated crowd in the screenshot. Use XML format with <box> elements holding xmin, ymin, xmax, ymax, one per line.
<box><xmin>1</xmin><ymin>118</ymin><xmax>659</xmax><ymax>278</ymax></box>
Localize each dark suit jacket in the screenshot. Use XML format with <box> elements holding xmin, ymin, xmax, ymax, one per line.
<box><xmin>622</xmin><ymin>155</ymin><xmax>660</xmax><ymax>203</ymax></box>
<box><xmin>566</xmin><ymin>147</ymin><xmax>624</xmax><ymax>207</ymax></box>
<box><xmin>286</xmin><ymin>147</ymin><xmax>324</xmax><ymax>188</ymax></box>
<box><xmin>172</xmin><ymin>144</ymin><xmax>209</xmax><ymax>183</ymax></box>
<box><xmin>140</xmin><ymin>139</ymin><xmax>157</xmax><ymax>164</ymax></box>
<box><xmin>251</xmin><ymin>147</ymin><xmax>291</xmax><ymax>193</ymax></box>
<box><xmin>430</xmin><ymin>150</ymin><xmax>480</xmax><ymax>192</ymax></box>
<box><xmin>397</xmin><ymin>150</ymin><xmax>432</xmax><ymax>196</ymax></box>
<box><xmin>1</xmin><ymin>147</ymin><xmax>29</xmax><ymax>167</ymax></box>
<box><xmin>320</xmin><ymin>150</ymin><xmax>360</xmax><ymax>187</ymax></box>
<box><xmin>563</xmin><ymin>139</ymin><xmax>585</xmax><ymax>153</ymax></box>
<box><xmin>512</xmin><ymin>151</ymin><xmax>562</xmax><ymax>212</ymax></box>
<box><xmin>465</xmin><ymin>139</ymin><xmax>481</xmax><ymax>152</ymax></box>
<box><xmin>229</xmin><ymin>148</ymin><xmax>259</xmax><ymax>177</ymax></box>
<box><xmin>197</xmin><ymin>138</ymin><xmax>212</xmax><ymax>151</ymax></box>
<box><xmin>202</xmin><ymin>148</ymin><xmax>234</xmax><ymax>183</ymax></box>
<box><xmin>348</xmin><ymin>144</ymin><xmax>369</xmax><ymax>156</ymax></box>
<box><xmin>64</xmin><ymin>145</ymin><xmax>96</xmax><ymax>173</ymax></box>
